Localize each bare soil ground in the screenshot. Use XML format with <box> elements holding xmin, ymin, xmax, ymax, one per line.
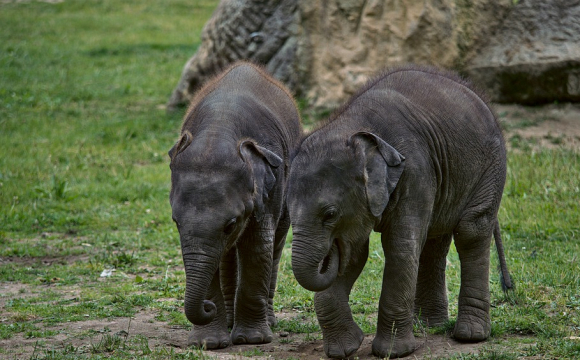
<box><xmin>1</xmin><ymin>103</ymin><xmax>578</xmax><ymax>359</ymax></box>
<box><xmin>496</xmin><ymin>103</ymin><xmax>580</xmax><ymax>151</ymax></box>
<box><xmin>0</xmin><ymin>280</ymin><xmax>533</xmax><ymax>359</ymax></box>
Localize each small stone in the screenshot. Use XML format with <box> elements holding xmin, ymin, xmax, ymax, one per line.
<box><xmin>279</xmin><ymin>331</ymin><xmax>289</xmax><ymax>337</ymax></box>
<box><xmin>115</xmin><ymin>330</ymin><xmax>129</xmax><ymax>338</ymax></box>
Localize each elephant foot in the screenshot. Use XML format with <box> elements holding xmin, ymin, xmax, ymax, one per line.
<box><xmin>266</xmin><ymin>302</ymin><xmax>277</xmax><ymax>327</ymax></box>
<box><xmin>372</xmin><ymin>330</ymin><xmax>416</xmax><ymax>359</ymax></box>
<box><xmin>415</xmin><ymin>312</ymin><xmax>448</xmax><ymax>328</ymax></box>
<box><xmin>321</xmin><ymin>322</ymin><xmax>364</xmax><ymax>359</ymax></box>
<box><xmin>187</xmin><ymin>326</ymin><xmax>230</xmax><ymax>349</ymax></box>
<box><xmin>231</xmin><ymin>323</ymin><xmax>273</xmax><ymax>344</ymax></box>
<box><xmin>453</xmin><ymin>314</ymin><xmax>490</xmax><ymax>342</ymax></box>
<box><xmin>267</xmin><ymin>311</ymin><xmax>277</xmax><ymax>328</ymax></box>
<box><xmin>414</xmin><ymin>301</ymin><xmax>449</xmax><ymax>328</ymax></box>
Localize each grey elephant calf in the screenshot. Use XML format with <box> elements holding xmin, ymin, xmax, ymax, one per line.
<box><xmin>288</xmin><ymin>66</ymin><xmax>513</xmax><ymax>359</ymax></box>
<box><xmin>168</xmin><ymin>62</ymin><xmax>301</xmax><ymax>349</ymax></box>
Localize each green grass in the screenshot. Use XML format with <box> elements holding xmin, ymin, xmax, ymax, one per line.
<box><xmin>1</xmin><ymin>0</ymin><xmax>580</xmax><ymax>359</ymax></box>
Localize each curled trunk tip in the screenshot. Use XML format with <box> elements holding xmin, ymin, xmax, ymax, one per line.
<box><xmin>182</xmin><ymin>249</ymin><xmax>220</xmax><ymax>326</ymax></box>
<box><xmin>185</xmin><ymin>299</ymin><xmax>217</xmax><ymax>326</ymax></box>
<box><xmin>292</xmin><ymin>241</ymin><xmax>339</xmax><ymax>292</ymax></box>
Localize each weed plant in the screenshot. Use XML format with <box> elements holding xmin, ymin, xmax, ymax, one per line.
<box><xmin>1</xmin><ymin>0</ymin><xmax>579</xmax><ymax>359</ymax></box>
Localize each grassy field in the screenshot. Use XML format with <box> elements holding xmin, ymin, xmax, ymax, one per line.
<box><xmin>1</xmin><ymin>1</ymin><xmax>579</xmax><ymax>359</ymax></box>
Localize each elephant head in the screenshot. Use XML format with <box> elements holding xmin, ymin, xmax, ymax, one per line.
<box><xmin>168</xmin><ymin>131</ymin><xmax>282</xmax><ymax>325</ymax></box>
<box><xmin>288</xmin><ymin>131</ymin><xmax>405</xmax><ymax>292</ymax></box>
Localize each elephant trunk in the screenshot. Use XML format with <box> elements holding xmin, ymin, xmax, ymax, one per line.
<box><xmin>182</xmin><ymin>246</ymin><xmax>220</xmax><ymax>326</ymax></box>
<box><xmin>291</xmin><ymin>234</ymin><xmax>339</xmax><ymax>292</ymax></box>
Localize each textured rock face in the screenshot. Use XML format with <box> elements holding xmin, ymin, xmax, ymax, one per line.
<box><xmin>169</xmin><ymin>0</ymin><xmax>580</xmax><ymax>110</ymax></box>
<box><xmin>295</xmin><ymin>0</ymin><xmax>511</xmax><ymax>109</ymax></box>
<box><xmin>167</xmin><ymin>0</ymin><xmax>298</xmax><ymax>110</ymax></box>
<box><xmin>465</xmin><ymin>0</ymin><xmax>580</xmax><ymax>104</ymax></box>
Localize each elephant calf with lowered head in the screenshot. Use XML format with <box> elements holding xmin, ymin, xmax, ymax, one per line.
<box><xmin>168</xmin><ymin>62</ymin><xmax>301</xmax><ymax>349</ymax></box>
<box><xmin>288</xmin><ymin>65</ymin><xmax>513</xmax><ymax>359</ymax></box>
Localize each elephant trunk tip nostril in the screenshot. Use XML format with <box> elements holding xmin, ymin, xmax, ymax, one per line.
<box><xmin>203</xmin><ymin>301</ymin><xmax>214</xmax><ymax>313</ymax></box>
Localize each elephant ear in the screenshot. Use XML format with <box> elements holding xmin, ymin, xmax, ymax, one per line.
<box><xmin>350</xmin><ymin>132</ymin><xmax>405</xmax><ymax>217</ymax></box>
<box><xmin>239</xmin><ymin>140</ymin><xmax>283</xmax><ymax>222</ymax></box>
<box><xmin>168</xmin><ymin>131</ymin><xmax>193</xmax><ymax>162</ymax></box>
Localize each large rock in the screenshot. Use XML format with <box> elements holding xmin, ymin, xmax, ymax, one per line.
<box><xmin>168</xmin><ymin>0</ymin><xmax>580</xmax><ymax>110</ymax></box>
<box><xmin>295</xmin><ymin>0</ymin><xmax>511</xmax><ymax>110</ymax></box>
<box><xmin>167</xmin><ymin>0</ymin><xmax>298</xmax><ymax>111</ymax></box>
<box><xmin>465</xmin><ymin>0</ymin><xmax>580</xmax><ymax>104</ymax></box>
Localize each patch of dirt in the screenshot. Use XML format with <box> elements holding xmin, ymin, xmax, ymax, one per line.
<box><xmin>206</xmin><ymin>332</ymin><xmax>493</xmax><ymax>360</ymax></box>
<box><xmin>496</xmin><ymin>103</ymin><xmax>580</xmax><ymax>151</ymax></box>
<box><xmin>0</xmin><ymin>305</ymin><xmax>493</xmax><ymax>360</ymax></box>
<box><xmin>0</xmin><ymin>254</ymin><xmax>90</xmax><ymax>268</ymax></box>
<box><xmin>1</xmin><ymin>305</ymin><xmax>535</xmax><ymax>360</ymax></box>
<box><xmin>0</xmin><ymin>310</ymin><xmax>188</xmax><ymax>359</ymax></box>
<box><xmin>0</xmin><ymin>282</ymin><xmax>36</xmax><ymax>308</ymax></box>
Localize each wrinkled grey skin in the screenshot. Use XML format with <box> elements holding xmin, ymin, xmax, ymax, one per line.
<box><xmin>288</xmin><ymin>66</ymin><xmax>513</xmax><ymax>359</ymax></box>
<box><xmin>169</xmin><ymin>62</ymin><xmax>301</xmax><ymax>349</ymax></box>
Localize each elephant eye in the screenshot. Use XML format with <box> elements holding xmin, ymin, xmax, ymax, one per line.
<box><xmin>321</xmin><ymin>208</ymin><xmax>338</xmax><ymax>224</ymax></box>
<box><xmin>224</xmin><ymin>217</ymin><xmax>237</xmax><ymax>235</ymax></box>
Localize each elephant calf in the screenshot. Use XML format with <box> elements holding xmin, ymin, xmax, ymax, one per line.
<box><xmin>168</xmin><ymin>62</ymin><xmax>301</xmax><ymax>349</ymax></box>
<box><xmin>287</xmin><ymin>65</ymin><xmax>513</xmax><ymax>359</ymax></box>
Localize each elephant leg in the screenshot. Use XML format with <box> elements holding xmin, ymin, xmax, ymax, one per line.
<box><xmin>267</xmin><ymin>209</ymin><xmax>290</xmax><ymax>327</ymax></box>
<box><xmin>315</xmin><ymin>238</ymin><xmax>369</xmax><ymax>359</ymax></box>
<box><xmin>187</xmin><ymin>269</ymin><xmax>230</xmax><ymax>349</ymax></box>
<box><xmin>372</xmin><ymin>230</ymin><xmax>422</xmax><ymax>359</ymax></box>
<box><xmin>415</xmin><ymin>234</ymin><xmax>452</xmax><ymax>327</ymax></box>
<box><xmin>231</xmin><ymin>220</ymin><xmax>274</xmax><ymax>344</ymax></box>
<box><xmin>220</xmin><ymin>246</ymin><xmax>237</xmax><ymax>328</ymax></box>
<box><xmin>452</xmin><ymin>215</ymin><xmax>493</xmax><ymax>342</ymax></box>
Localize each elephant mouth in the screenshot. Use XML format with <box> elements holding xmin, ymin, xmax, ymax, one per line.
<box><xmin>291</xmin><ymin>235</ymin><xmax>342</xmax><ymax>292</ymax></box>
<box><xmin>319</xmin><ymin>239</ymin><xmax>340</xmax><ymax>275</ymax></box>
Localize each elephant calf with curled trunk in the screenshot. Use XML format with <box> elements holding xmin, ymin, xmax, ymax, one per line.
<box><xmin>168</xmin><ymin>62</ymin><xmax>301</xmax><ymax>349</ymax></box>
<box><xmin>288</xmin><ymin>65</ymin><xmax>513</xmax><ymax>359</ymax></box>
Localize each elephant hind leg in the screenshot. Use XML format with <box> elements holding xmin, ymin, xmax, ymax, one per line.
<box><xmin>220</xmin><ymin>246</ymin><xmax>237</xmax><ymax>329</ymax></box>
<box><xmin>267</xmin><ymin>208</ymin><xmax>290</xmax><ymax>327</ymax></box>
<box><xmin>453</xmin><ymin>162</ymin><xmax>504</xmax><ymax>342</ymax></box>
<box><xmin>453</xmin><ymin>214</ymin><xmax>494</xmax><ymax>342</ymax></box>
<box><xmin>415</xmin><ymin>234</ymin><xmax>452</xmax><ymax>327</ymax></box>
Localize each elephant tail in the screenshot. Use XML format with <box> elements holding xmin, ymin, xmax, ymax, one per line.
<box><xmin>493</xmin><ymin>219</ymin><xmax>514</xmax><ymax>292</ymax></box>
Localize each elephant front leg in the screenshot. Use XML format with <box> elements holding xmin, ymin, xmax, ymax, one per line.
<box><xmin>316</xmin><ymin>239</ymin><xmax>369</xmax><ymax>359</ymax></box>
<box><xmin>187</xmin><ymin>270</ymin><xmax>230</xmax><ymax>349</ymax></box>
<box><xmin>373</xmin><ymin>235</ymin><xmax>421</xmax><ymax>359</ymax></box>
<box><xmin>231</xmin><ymin>220</ymin><xmax>274</xmax><ymax>344</ymax></box>
<box><xmin>415</xmin><ymin>234</ymin><xmax>452</xmax><ymax>327</ymax></box>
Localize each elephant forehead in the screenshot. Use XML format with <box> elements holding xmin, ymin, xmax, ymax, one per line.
<box><xmin>289</xmin><ymin>163</ymin><xmax>361</xmax><ymax>209</ymax></box>
<box><xmin>292</xmin><ymin>155</ymin><xmax>358</xmax><ymax>187</ymax></box>
<box><xmin>295</xmin><ymin>135</ymin><xmax>357</xmax><ymax>170</ymax></box>
<box><xmin>172</xmin><ymin>168</ymin><xmax>251</xmax><ymax>205</ymax></box>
